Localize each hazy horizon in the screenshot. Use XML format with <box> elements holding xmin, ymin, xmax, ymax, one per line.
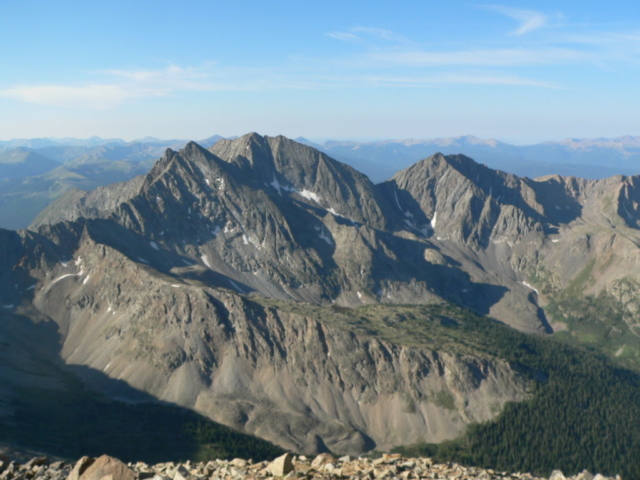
<box><xmin>3</xmin><ymin>131</ymin><xmax>640</xmax><ymax>148</ymax></box>
<box><xmin>1</xmin><ymin>1</ymin><xmax>638</xmax><ymax>143</ymax></box>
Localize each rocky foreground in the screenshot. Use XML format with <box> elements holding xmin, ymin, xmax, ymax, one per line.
<box><xmin>0</xmin><ymin>453</ymin><xmax>621</xmax><ymax>480</ymax></box>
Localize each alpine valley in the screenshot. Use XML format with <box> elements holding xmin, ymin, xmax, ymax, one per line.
<box><xmin>2</xmin><ymin>134</ymin><xmax>640</xmax><ymax>478</ymax></box>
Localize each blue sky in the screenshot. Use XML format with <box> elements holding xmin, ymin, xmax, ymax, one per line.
<box><xmin>0</xmin><ymin>0</ymin><xmax>639</xmax><ymax>143</ymax></box>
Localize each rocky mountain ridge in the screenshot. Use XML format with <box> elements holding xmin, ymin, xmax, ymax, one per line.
<box><xmin>0</xmin><ymin>220</ymin><xmax>528</xmax><ymax>454</ymax></box>
<box><xmin>33</xmin><ymin>133</ymin><xmax>640</xmax><ymax>342</ymax></box>
<box><xmin>3</xmin><ymin>133</ymin><xmax>640</xmax><ymax>464</ymax></box>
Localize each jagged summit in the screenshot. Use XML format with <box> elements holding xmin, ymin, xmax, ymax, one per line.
<box><xmin>30</xmin><ymin>134</ymin><xmax>640</xmax><ymax>334</ymax></box>
<box><xmin>210</xmin><ymin>133</ymin><xmax>390</xmax><ymax>228</ymax></box>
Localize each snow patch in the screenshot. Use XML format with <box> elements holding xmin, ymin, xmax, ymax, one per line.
<box><xmin>393</xmin><ymin>190</ymin><xmax>415</xmax><ymax>219</ymax></box>
<box><xmin>431</xmin><ymin>211</ymin><xmax>437</xmax><ymax>229</ymax></box>
<box><xmin>357</xmin><ymin>291</ymin><xmax>362</xmax><ymax>299</ymax></box>
<box><xmin>242</xmin><ymin>234</ymin><xmax>249</xmax><ymax>245</ymax></box>
<box><xmin>150</xmin><ymin>241</ymin><xmax>159</xmax><ymax>250</ymax></box>
<box><xmin>552</xmin><ymin>239</ymin><xmax>560</xmax><ymax>243</ymax></box>
<box><xmin>394</xmin><ymin>190</ymin><xmax>403</xmax><ymax>211</ymax></box>
<box><xmin>522</xmin><ymin>281</ymin><xmax>539</xmax><ymax>295</ymax></box>
<box><xmin>51</xmin><ymin>269</ymin><xmax>85</xmax><ymax>285</ymax></box>
<box><xmin>137</xmin><ymin>257</ymin><xmax>149</xmax><ymax>264</ymax></box>
<box><xmin>270</xmin><ymin>175</ymin><xmax>282</xmax><ymax>195</ymax></box>
<box><xmin>404</xmin><ymin>219</ymin><xmax>431</xmax><ymax>237</ymax></box>
<box><xmin>205</xmin><ymin>179</ymin><xmax>210</xmax><ymax>186</ymax></box>
<box><xmin>211</xmin><ymin>225</ymin><xmax>221</xmax><ymax>236</ymax></box>
<box><xmin>26</xmin><ymin>285</ymin><xmax>36</xmax><ymax>291</ymax></box>
<box><xmin>2</xmin><ymin>305</ymin><xmax>14</xmax><ymax>309</ymax></box>
<box><xmin>317</xmin><ymin>228</ymin><xmax>333</xmax><ymax>245</ymax></box>
<box><xmin>201</xmin><ymin>255</ymin><xmax>212</xmax><ymax>268</ymax></box>
<box><xmin>82</xmin><ymin>275</ymin><xmax>90</xmax><ymax>285</ymax></box>
<box><xmin>299</xmin><ymin>189</ymin><xmax>322</xmax><ymax>203</ymax></box>
<box><xmin>229</xmin><ymin>279</ymin><xmax>246</xmax><ymax>293</ymax></box>
<box><xmin>327</xmin><ymin>207</ymin><xmax>343</xmax><ymax>217</ymax></box>
<box><xmin>171</xmin><ymin>284</ymin><xmax>181</xmax><ymax>288</ymax></box>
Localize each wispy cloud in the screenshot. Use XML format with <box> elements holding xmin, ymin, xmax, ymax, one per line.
<box><xmin>480</xmin><ymin>5</ymin><xmax>552</xmax><ymax>35</ymax></box>
<box><xmin>0</xmin><ymin>64</ymin><xmax>248</xmax><ymax>109</ymax></box>
<box><xmin>366</xmin><ymin>74</ymin><xmax>558</xmax><ymax>88</ymax></box>
<box><xmin>327</xmin><ymin>25</ymin><xmax>410</xmax><ymax>44</ymax></box>
<box><xmin>366</xmin><ymin>47</ymin><xmax>592</xmax><ymax>67</ymax></box>
<box><xmin>0</xmin><ymin>84</ymin><xmax>164</xmax><ymax>109</ymax></box>
<box><xmin>351</xmin><ymin>26</ymin><xmax>411</xmax><ymax>43</ymax></box>
<box><xmin>326</xmin><ymin>31</ymin><xmax>361</xmax><ymax>42</ymax></box>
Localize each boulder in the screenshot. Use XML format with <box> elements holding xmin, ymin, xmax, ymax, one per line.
<box><xmin>68</xmin><ymin>457</ymin><xmax>95</xmax><ymax>480</ymax></box>
<box><xmin>310</xmin><ymin>453</ymin><xmax>336</xmax><ymax>469</ymax></box>
<box><xmin>574</xmin><ymin>471</ymin><xmax>594</xmax><ymax>480</ymax></box>
<box><xmin>77</xmin><ymin>455</ymin><xmax>135</xmax><ymax>480</ymax></box>
<box><xmin>24</xmin><ymin>457</ymin><xmax>48</xmax><ymax>468</ymax></box>
<box><xmin>549</xmin><ymin>471</ymin><xmax>566</xmax><ymax>480</ymax></box>
<box><xmin>266</xmin><ymin>453</ymin><xmax>294</xmax><ymax>477</ymax></box>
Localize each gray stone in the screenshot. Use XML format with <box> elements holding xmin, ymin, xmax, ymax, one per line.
<box><xmin>549</xmin><ymin>471</ymin><xmax>566</xmax><ymax>480</ymax></box>
<box><xmin>266</xmin><ymin>454</ymin><xmax>294</xmax><ymax>477</ymax></box>
<box><xmin>77</xmin><ymin>455</ymin><xmax>135</xmax><ymax>480</ymax></box>
<box><xmin>24</xmin><ymin>458</ymin><xmax>48</xmax><ymax>469</ymax></box>
<box><xmin>68</xmin><ymin>457</ymin><xmax>95</xmax><ymax>480</ymax></box>
<box><xmin>574</xmin><ymin>471</ymin><xmax>594</xmax><ymax>480</ymax></box>
<box><xmin>311</xmin><ymin>454</ymin><xmax>336</xmax><ymax>469</ymax></box>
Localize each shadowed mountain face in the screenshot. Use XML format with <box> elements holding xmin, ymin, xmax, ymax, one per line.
<box><xmin>4</xmin><ymin>133</ymin><xmax>640</xmax><ymax>455</ymax></box>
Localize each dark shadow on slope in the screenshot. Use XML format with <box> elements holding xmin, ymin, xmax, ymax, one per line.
<box><xmin>357</xmin><ymin>228</ymin><xmax>509</xmax><ymax>316</ymax></box>
<box><xmin>81</xmin><ymin>219</ymin><xmax>257</xmax><ymax>294</ymax></box>
<box><xmin>528</xmin><ymin>176</ymin><xmax>583</xmax><ymax>227</ymax></box>
<box><xmin>375</xmin><ymin>181</ymin><xmax>434</xmax><ymax>235</ymax></box>
<box><xmin>534</xmin><ymin>304</ymin><xmax>553</xmax><ymax>334</ymax></box>
<box><xmin>0</xmin><ymin>310</ymin><xmax>283</xmax><ymax>464</ymax></box>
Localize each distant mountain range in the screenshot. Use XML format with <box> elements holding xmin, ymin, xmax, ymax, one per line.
<box><xmin>0</xmin><ymin>136</ymin><xmax>226</xmax><ymax>229</ymax></box>
<box><xmin>1</xmin><ymin>133</ymin><xmax>637</xmax><ymax>230</ymax></box>
<box><xmin>300</xmin><ymin>135</ymin><xmax>640</xmax><ymax>183</ymax></box>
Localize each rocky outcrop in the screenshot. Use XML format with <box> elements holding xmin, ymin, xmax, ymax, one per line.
<box><xmin>0</xmin><ymin>454</ymin><xmax>622</xmax><ymax>480</ymax></box>
<box><xmin>2</xmin><ymin>225</ymin><xmax>528</xmax><ymax>454</ymax></box>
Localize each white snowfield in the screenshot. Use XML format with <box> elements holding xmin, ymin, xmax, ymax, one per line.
<box><xmin>522</xmin><ymin>281</ymin><xmax>539</xmax><ymax>295</ymax></box>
